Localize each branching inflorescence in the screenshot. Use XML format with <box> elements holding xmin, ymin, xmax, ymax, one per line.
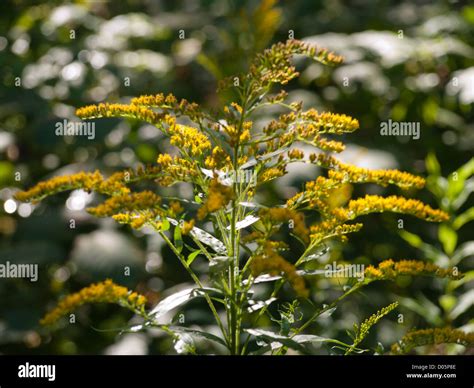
<box><xmin>16</xmin><ymin>39</ymin><xmax>469</xmax><ymax>355</ymax></box>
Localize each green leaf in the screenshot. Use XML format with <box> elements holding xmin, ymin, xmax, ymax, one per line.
<box><xmin>447</xmin><ymin>270</ymin><xmax>474</xmax><ymax>292</ymax></box>
<box><xmin>425</xmin><ymin>152</ymin><xmax>441</xmax><ymax>176</ymax></box>
<box><xmin>150</xmin><ymin>287</ymin><xmax>221</xmax><ymax>320</ymax></box>
<box><xmin>186</xmin><ymin>250</ymin><xmax>201</xmax><ymax>266</ymax></box>
<box><xmin>426</xmin><ymin>175</ymin><xmax>448</xmax><ymax>200</ymax></box>
<box><xmin>194</xmin><ymin>194</ymin><xmax>203</xmax><ymax>204</ymax></box>
<box><xmin>448</xmin><ymin>290</ymin><xmax>474</xmax><ymax>320</ymax></box>
<box><xmin>174</xmin><ymin>225</ymin><xmax>183</xmax><ymax>253</ymax></box>
<box><xmin>446</xmin><ymin>158</ymin><xmax>474</xmax><ymax>203</ymax></box>
<box><xmin>150</xmin><ymin>288</ymin><xmax>198</xmax><ymax>319</ymax></box>
<box><xmin>209</xmin><ymin>255</ymin><xmax>231</xmax><ymax>277</ymax></box>
<box><xmin>399</xmin><ymin>230</ymin><xmax>449</xmax><ymax>266</ymax></box>
<box><xmin>161</xmin><ymin>218</ymin><xmax>170</xmax><ymax>232</ymax></box>
<box><xmin>399</xmin><ymin>294</ymin><xmax>443</xmax><ymax>327</ymax></box>
<box><xmin>438</xmin><ymin>224</ymin><xmax>457</xmax><ymax>255</ymax></box>
<box><xmin>452</xmin><ymin>242</ymin><xmax>474</xmax><ymax>265</ymax></box>
<box><xmin>439</xmin><ymin>294</ymin><xmax>457</xmax><ymax>314</ymax></box>
<box><xmin>452</xmin><ymin>207</ymin><xmax>474</xmax><ymax>230</ymax></box>
<box><xmin>245</xmin><ymin>328</ymin><xmax>349</xmax><ymax>354</ymax></box>
<box><xmin>168</xmin><ymin>325</ymin><xmax>227</xmax><ymax>347</ymax></box>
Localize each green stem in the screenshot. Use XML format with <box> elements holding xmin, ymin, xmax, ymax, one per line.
<box><xmin>158</xmin><ymin>229</ymin><xmax>229</xmax><ymax>347</ymax></box>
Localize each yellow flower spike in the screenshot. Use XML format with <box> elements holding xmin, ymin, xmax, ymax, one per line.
<box><xmin>334</xmin><ymin>195</ymin><xmax>449</xmax><ymax>223</ymax></box>
<box><xmin>364</xmin><ymin>259</ymin><xmax>462</xmax><ymax>281</ymax></box>
<box><xmin>313</xmin><ymin>153</ymin><xmax>426</xmax><ymax>189</ymax></box>
<box><xmin>87</xmin><ymin>191</ymin><xmax>162</xmax><ymax>217</ymax></box>
<box><xmin>297</xmin><ymin>110</ymin><xmax>359</xmax><ymax>136</ymax></box>
<box><xmin>250</xmin><ymin>39</ymin><xmax>344</xmax><ymax>88</ymax></box>
<box><xmin>310</xmin><ymin>221</ymin><xmax>363</xmax><ymax>242</ymax></box>
<box><xmin>76</xmin><ymin>103</ymin><xmax>165</xmax><ymax>126</ymax></box>
<box><xmin>391</xmin><ymin>328</ymin><xmax>474</xmax><ymax>354</ymax></box>
<box><xmin>40</xmin><ymin>279</ymin><xmax>147</xmax><ymax>326</ymax></box>
<box><xmin>15</xmin><ymin>171</ymin><xmax>104</xmax><ymax>203</ymax></box>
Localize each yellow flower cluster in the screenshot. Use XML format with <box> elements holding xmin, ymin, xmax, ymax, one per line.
<box><xmin>76</xmin><ymin>103</ymin><xmax>163</xmax><ymax>125</ymax></box>
<box><xmin>258</xmin><ymin>166</ymin><xmax>286</xmax><ymax>184</ymax></box>
<box><xmin>310</xmin><ymin>136</ymin><xmax>346</xmax><ymax>153</ymax></box>
<box><xmin>262</xmin><ymin>110</ymin><xmax>357</xmax><ymax>155</ymax></box>
<box><xmin>168</xmin><ymin>122</ymin><xmax>211</xmax><ymax>157</ymax></box>
<box><xmin>197</xmin><ymin>178</ymin><xmax>234</xmax><ymax>220</ymax></box>
<box><xmin>87</xmin><ymin>191</ymin><xmax>162</xmax><ymax>217</ymax></box>
<box><xmin>250</xmin><ymin>243</ymin><xmax>308</xmax><ymax>297</ymax></box>
<box><xmin>333</xmin><ymin>195</ymin><xmax>449</xmax><ymax>222</ymax></box>
<box><xmin>131</xmin><ymin>93</ymin><xmax>201</xmax><ymax>121</ymax></box>
<box><xmin>15</xmin><ymin>171</ymin><xmax>103</xmax><ymax>203</ymax></box>
<box><xmin>287</xmin><ymin>148</ymin><xmax>305</xmax><ymax>160</ymax></box>
<box><xmin>250</xmin><ymin>39</ymin><xmax>343</xmax><ymax>88</ymax></box>
<box><xmin>299</xmin><ymin>176</ymin><xmax>341</xmax><ymax>212</ymax></box>
<box><xmin>130</xmin><ymin>92</ymin><xmax>177</xmax><ymax>107</ymax></box>
<box><xmin>310</xmin><ymin>221</ymin><xmax>363</xmax><ymax>242</ymax></box>
<box><xmin>168</xmin><ymin>201</ymin><xmax>184</xmax><ymax>216</ymax></box>
<box><xmin>156</xmin><ymin>153</ymin><xmax>197</xmax><ymax>186</ymax></box>
<box><xmin>180</xmin><ymin>219</ymin><xmax>195</xmax><ymax>235</ymax></box>
<box><xmin>40</xmin><ymin>279</ymin><xmax>146</xmax><ymax>326</ymax></box>
<box><xmin>259</xmin><ymin>207</ymin><xmax>310</xmax><ymax>243</ymax></box>
<box><xmin>365</xmin><ymin>259</ymin><xmax>462</xmax><ymax>280</ymax></box>
<box><xmin>205</xmin><ymin>146</ymin><xmax>232</xmax><ymax>170</ymax></box>
<box><xmin>297</xmin><ymin>109</ymin><xmax>359</xmax><ymax>135</ymax></box>
<box><xmin>391</xmin><ymin>328</ymin><xmax>474</xmax><ymax>354</ymax></box>
<box><xmin>311</xmin><ymin>153</ymin><xmax>426</xmax><ymax>189</ymax></box>
<box><xmin>112</xmin><ymin>210</ymin><xmax>162</xmax><ymax>230</ymax></box>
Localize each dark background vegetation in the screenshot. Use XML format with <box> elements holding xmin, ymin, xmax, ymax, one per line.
<box><xmin>0</xmin><ymin>0</ymin><xmax>472</xmax><ymax>354</ymax></box>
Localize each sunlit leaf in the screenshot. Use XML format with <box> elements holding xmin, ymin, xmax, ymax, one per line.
<box><xmin>190</xmin><ymin>226</ymin><xmax>227</xmax><ymax>254</ymax></box>
<box><xmin>399</xmin><ymin>230</ymin><xmax>449</xmax><ymax>266</ymax></box>
<box><xmin>187</xmin><ymin>250</ymin><xmax>202</xmax><ymax>265</ymax></box>
<box><xmin>174</xmin><ymin>225</ymin><xmax>183</xmax><ymax>253</ymax></box>
<box><xmin>168</xmin><ymin>325</ymin><xmax>227</xmax><ymax>347</ymax></box>
<box><xmin>438</xmin><ymin>224</ymin><xmax>457</xmax><ymax>255</ymax></box>
<box><xmin>452</xmin><ymin>207</ymin><xmax>474</xmax><ymax>230</ymax></box>
<box><xmin>452</xmin><ymin>241</ymin><xmax>474</xmax><ymax>265</ymax></box>
<box><xmin>449</xmin><ymin>290</ymin><xmax>474</xmax><ymax>320</ymax></box>
<box><xmin>247</xmin><ymin>297</ymin><xmax>277</xmax><ymax>313</ymax></box>
<box><xmin>425</xmin><ymin>152</ymin><xmax>441</xmax><ymax>176</ymax></box>
<box><xmin>150</xmin><ymin>287</ymin><xmax>221</xmax><ymax>320</ymax></box>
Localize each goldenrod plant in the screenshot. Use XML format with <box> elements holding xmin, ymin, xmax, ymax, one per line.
<box><xmin>16</xmin><ymin>40</ymin><xmax>470</xmax><ymax>355</ymax></box>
